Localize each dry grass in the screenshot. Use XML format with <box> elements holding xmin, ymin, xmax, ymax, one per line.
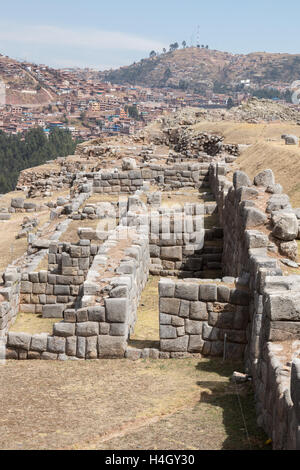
<box><xmin>61</xmin><ymin>218</ymin><xmax>111</xmax><ymax>244</ymax></box>
<box><xmin>0</xmin><ymin>211</ymin><xmax>51</xmax><ymax>272</ymax></box>
<box><xmin>0</xmin><ymin>358</ymin><xmax>268</xmax><ymax>450</ymax></box>
<box><xmin>10</xmin><ymin>313</ymin><xmax>56</xmax><ymax>335</ymax></box>
<box><xmin>194</xmin><ymin>120</ymin><xmax>300</xmax><ymax>145</ymax></box>
<box><xmin>129</xmin><ymin>275</ymin><xmax>160</xmax><ymax>349</ymax></box>
<box><xmin>85</xmin><ymin>193</ymin><xmax>122</xmax><ymax>204</ymax></box>
<box><xmin>236</xmin><ymin>142</ymin><xmax>300</xmax><ymax>206</ymax></box>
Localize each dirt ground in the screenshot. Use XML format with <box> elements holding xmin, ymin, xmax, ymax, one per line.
<box><xmin>0</xmin><ymin>357</ymin><xmax>268</xmax><ymax>450</ymax></box>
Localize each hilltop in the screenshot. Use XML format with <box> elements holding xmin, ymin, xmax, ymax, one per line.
<box><xmin>100</xmin><ymin>47</ymin><xmax>300</xmax><ymax>92</ymax></box>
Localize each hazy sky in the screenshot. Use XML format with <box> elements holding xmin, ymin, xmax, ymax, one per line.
<box><xmin>0</xmin><ymin>0</ymin><xmax>300</xmax><ymax>70</ymax></box>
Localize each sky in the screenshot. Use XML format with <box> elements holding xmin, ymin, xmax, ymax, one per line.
<box><xmin>0</xmin><ymin>0</ymin><xmax>300</xmax><ymax>70</ymax></box>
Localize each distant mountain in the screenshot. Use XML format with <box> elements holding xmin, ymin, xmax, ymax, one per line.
<box><xmin>99</xmin><ymin>47</ymin><xmax>300</xmax><ymax>93</ymax></box>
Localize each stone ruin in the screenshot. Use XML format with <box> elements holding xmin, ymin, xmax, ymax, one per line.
<box><xmin>1</xmin><ymin>139</ymin><xmax>300</xmax><ymax>449</ymax></box>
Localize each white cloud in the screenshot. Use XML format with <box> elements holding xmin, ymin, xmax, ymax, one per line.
<box><xmin>0</xmin><ymin>23</ymin><xmax>165</xmax><ymax>52</ymax></box>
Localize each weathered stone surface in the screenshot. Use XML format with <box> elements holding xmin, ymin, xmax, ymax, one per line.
<box><xmin>199</xmin><ymin>284</ymin><xmax>217</xmax><ymax>301</ymax></box>
<box><xmin>88</xmin><ymin>306</ymin><xmax>105</xmax><ymax>322</ymax></box>
<box><xmin>160</xmin><ymin>324</ymin><xmax>177</xmax><ymax>339</ymax></box>
<box><xmin>75</xmin><ymin>322</ymin><xmax>99</xmax><ymax>337</ymax></box>
<box><xmin>217</xmin><ymin>285</ymin><xmax>231</xmax><ymax>303</ymax></box>
<box><xmin>190</xmin><ymin>301</ymin><xmax>208</xmax><ymax>320</ymax></box>
<box><xmin>230</xmin><ymin>289</ymin><xmax>250</xmax><ymax>306</ymax></box>
<box><xmin>245</xmin><ymin>230</ymin><xmax>269</xmax><ymax>249</ymax></box>
<box><xmin>31</xmin><ymin>333</ymin><xmax>48</xmax><ymax>352</ymax></box>
<box><xmin>160</xmin><ymin>246</ymin><xmax>182</xmax><ymax>261</ymax></box>
<box><xmin>42</xmin><ymin>304</ymin><xmax>64</xmax><ymax>318</ymax></box>
<box><xmin>98</xmin><ymin>336</ymin><xmax>126</xmax><ymax>358</ymax></box>
<box><xmin>265</xmin><ymin>321</ymin><xmax>300</xmax><ymax>341</ymax></box>
<box><xmin>188</xmin><ymin>335</ymin><xmax>204</xmax><ymax>352</ymax></box>
<box><xmin>174</xmin><ymin>282</ymin><xmax>198</xmax><ymax>301</ymax></box>
<box><xmin>272</xmin><ymin>212</ymin><xmax>298</xmax><ymax>241</ymax></box>
<box><xmin>233</xmin><ymin>171</ymin><xmax>251</xmax><ymax>190</ymax></box>
<box><xmin>243</xmin><ymin>207</ymin><xmax>267</xmax><ymax>228</ymax></box>
<box><xmin>125</xmin><ymin>348</ymin><xmax>142</xmax><ymax>360</ymax></box>
<box><xmin>254</xmin><ymin>169</ymin><xmax>275</xmax><ymax>187</ymax></box>
<box><xmin>110</xmin><ymin>323</ymin><xmax>128</xmax><ymax>336</ymax></box>
<box><xmin>279</xmin><ymin>240</ymin><xmax>298</xmax><ymax>261</ymax></box>
<box><xmin>202</xmin><ymin>323</ymin><xmax>219</xmax><ymax>341</ymax></box>
<box><xmin>66</xmin><ymin>336</ymin><xmax>77</xmax><ymax>356</ymax></box>
<box><xmin>47</xmin><ymin>336</ymin><xmax>66</xmax><ymax>354</ymax></box>
<box><xmin>105</xmin><ymin>298</ymin><xmax>128</xmax><ymax>323</ymax></box>
<box><xmin>53</xmin><ymin>322</ymin><xmax>75</xmax><ymax>337</ymax></box>
<box><xmin>86</xmin><ymin>336</ymin><xmax>98</xmax><ymax>359</ymax></box>
<box><xmin>159</xmin><ymin>297</ymin><xmax>180</xmax><ymax>315</ymax></box>
<box><xmin>185</xmin><ymin>319</ymin><xmax>202</xmax><ymax>335</ymax></box>
<box><xmin>160</xmin><ymin>335</ymin><xmax>189</xmax><ymax>352</ymax></box>
<box><xmin>7</xmin><ymin>332</ymin><xmax>31</xmax><ymax>351</ymax></box>
<box><xmin>266</xmin><ymin>293</ymin><xmax>300</xmax><ymax>321</ymax></box>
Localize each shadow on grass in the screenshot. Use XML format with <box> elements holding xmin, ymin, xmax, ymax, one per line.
<box><xmin>196</xmin><ymin>358</ymin><xmax>270</xmax><ymax>450</ymax></box>
<box><xmin>128</xmin><ymin>339</ymin><xmax>160</xmax><ymax>350</ymax></box>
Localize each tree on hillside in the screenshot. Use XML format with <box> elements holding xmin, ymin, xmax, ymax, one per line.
<box><xmin>149</xmin><ymin>50</ymin><xmax>156</xmax><ymax>58</ymax></box>
<box><xmin>182</xmin><ymin>40</ymin><xmax>187</xmax><ymax>48</ymax></box>
<box><xmin>0</xmin><ymin>127</ymin><xmax>77</xmax><ymax>193</ymax></box>
<box><xmin>227</xmin><ymin>97</ymin><xmax>234</xmax><ymax>109</ymax></box>
<box><xmin>162</xmin><ymin>48</ymin><xmax>167</xmax><ymax>54</ymax></box>
<box><xmin>169</xmin><ymin>42</ymin><xmax>179</xmax><ymax>52</ymax></box>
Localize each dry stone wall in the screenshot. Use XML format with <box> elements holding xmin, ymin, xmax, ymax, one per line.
<box><xmin>19</xmin><ymin>241</ymin><xmax>98</xmax><ymax>317</ymax></box>
<box><xmin>209</xmin><ymin>162</ymin><xmax>300</xmax><ymax>449</ymax></box>
<box><xmin>148</xmin><ymin>204</ymin><xmax>222</xmax><ymax>277</ymax></box>
<box><xmin>159</xmin><ymin>278</ymin><xmax>249</xmax><ymax>358</ymax></box>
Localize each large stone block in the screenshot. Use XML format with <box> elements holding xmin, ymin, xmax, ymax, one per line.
<box><xmin>174</xmin><ymin>282</ymin><xmax>199</xmax><ymax>301</ymax></box>
<box><xmin>76</xmin><ymin>322</ymin><xmax>99</xmax><ymax>337</ymax></box>
<box><xmin>185</xmin><ymin>319</ymin><xmax>202</xmax><ymax>335</ymax></box>
<box><xmin>88</xmin><ymin>306</ymin><xmax>105</xmax><ymax>322</ymax></box>
<box><xmin>199</xmin><ymin>284</ymin><xmax>217</xmax><ymax>302</ymax></box>
<box><xmin>31</xmin><ymin>333</ymin><xmax>48</xmax><ymax>352</ymax></box>
<box><xmin>53</xmin><ymin>322</ymin><xmax>75</xmax><ymax>337</ymax></box>
<box><xmin>266</xmin><ymin>293</ymin><xmax>300</xmax><ymax>321</ymax></box>
<box><xmin>190</xmin><ymin>301</ymin><xmax>208</xmax><ymax>320</ymax></box>
<box><xmin>160</xmin><ymin>335</ymin><xmax>189</xmax><ymax>352</ymax></box>
<box><xmin>254</xmin><ymin>169</ymin><xmax>275</xmax><ymax>188</ymax></box>
<box><xmin>47</xmin><ymin>336</ymin><xmax>66</xmax><ymax>354</ymax></box>
<box><xmin>160</xmin><ymin>246</ymin><xmax>182</xmax><ymax>261</ymax></box>
<box><xmin>188</xmin><ymin>335</ymin><xmax>204</xmax><ymax>353</ymax></box>
<box><xmin>160</xmin><ymin>324</ymin><xmax>177</xmax><ymax>339</ymax></box>
<box><xmin>66</xmin><ymin>336</ymin><xmax>77</xmax><ymax>356</ymax></box>
<box><xmin>272</xmin><ymin>212</ymin><xmax>298</xmax><ymax>241</ymax></box>
<box><xmin>110</xmin><ymin>323</ymin><xmax>128</xmax><ymax>337</ymax></box>
<box><xmin>7</xmin><ymin>332</ymin><xmax>31</xmax><ymax>351</ymax></box>
<box><xmin>265</xmin><ymin>320</ymin><xmax>300</xmax><ymax>341</ymax></box>
<box><xmin>86</xmin><ymin>336</ymin><xmax>98</xmax><ymax>359</ymax></box>
<box><xmin>42</xmin><ymin>304</ymin><xmax>64</xmax><ymax>318</ymax></box>
<box><xmin>105</xmin><ymin>298</ymin><xmax>128</xmax><ymax>323</ymax></box>
<box><xmin>158</xmin><ymin>279</ymin><xmax>175</xmax><ymax>298</ymax></box>
<box><xmin>159</xmin><ymin>297</ymin><xmax>180</xmax><ymax>315</ymax></box>
<box><xmin>202</xmin><ymin>322</ymin><xmax>219</xmax><ymax>341</ymax></box>
<box><xmin>98</xmin><ymin>335</ymin><xmax>126</xmax><ymax>358</ymax></box>
<box><xmin>243</xmin><ymin>207</ymin><xmax>267</xmax><ymax>228</ymax></box>
<box><xmin>233</xmin><ymin>171</ymin><xmax>251</xmax><ymax>190</ymax></box>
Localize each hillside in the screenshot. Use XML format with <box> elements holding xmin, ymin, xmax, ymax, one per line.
<box><xmin>100</xmin><ymin>47</ymin><xmax>300</xmax><ymax>92</ymax></box>
<box><xmin>0</xmin><ymin>54</ymin><xmax>58</xmax><ymax>106</ymax></box>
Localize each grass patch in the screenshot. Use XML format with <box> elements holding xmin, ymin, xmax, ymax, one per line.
<box><xmin>10</xmin><ymin>313</ymin><xmax>56</xmax><ymax>335</ymax></box>
<box><xmin>0</xmin><ymin>357</ymin><xmax>268</xmax><ymax>450</ymax></box>
<box><xmin>129</xmin><ymin>275</ymin><xmax>160</xmax><ymax>349</ymax></box>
